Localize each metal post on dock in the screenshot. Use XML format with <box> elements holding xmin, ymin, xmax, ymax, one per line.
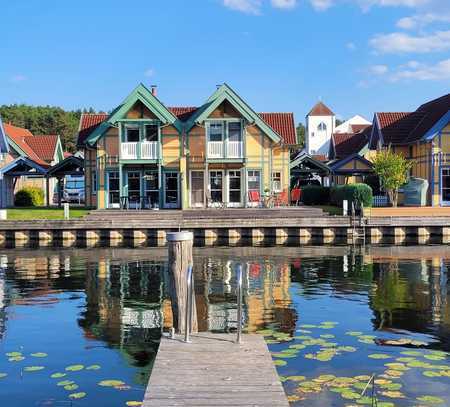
<box><xmin>64</xmin><ymin>202</ymin><xmax>70</xmax><ymax>220</ymax></box>
<box><xmin>167</xmin><ymin>231</ymin><xmax>198</xmax><ymax>337</ymax></box>
<box><xmin>236</xmin><ymin>264</ymin><xmax>243</xmax><ymax>344</ymax></box>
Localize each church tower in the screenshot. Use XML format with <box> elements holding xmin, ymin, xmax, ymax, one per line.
<box><xmin>305</xmin><ymin>101</ymin><xmax>335</xmax><ymax>158</ymax></box>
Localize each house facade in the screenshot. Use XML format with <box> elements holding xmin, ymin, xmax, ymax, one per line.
<box><xmin>78</xmin><ymin>84</ymin><xmax>296</xmax><ymax>210</ymax></box>
<box><xmin>369</xmin><ymin>93</ymin><xmax>450</xmax><ymax>206</ymax></box>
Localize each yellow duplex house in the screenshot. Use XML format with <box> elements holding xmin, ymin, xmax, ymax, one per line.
<box><xmin>77</xmin><ymin>84</ymin><xmax>296</xmax><ymax>209</ymax></box>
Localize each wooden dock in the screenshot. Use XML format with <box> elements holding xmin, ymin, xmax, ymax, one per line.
<box><xmin>144</xmin><ymin>333</ymin><xmax>289</xmax><ymax>407</ymax></box>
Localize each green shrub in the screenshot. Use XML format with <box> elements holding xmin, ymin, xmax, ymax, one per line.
<box><xmin>330</xmin><ymin>183</ymin><xmax>373</xmax><ymax>208</ymax></box>
<box><xmin>14</xmin><ymin>187</ymin><xmax>45</xmax><ymax>207</ymax></box>
<box><xmin>300</xmin><ymin>186</ymin><xmax>330</xmax><ymax>205</ymax></box>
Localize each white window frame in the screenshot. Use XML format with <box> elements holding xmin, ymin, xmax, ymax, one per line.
<box><xmin>272</xmin><ymin>171</ymin><xmax>282</xmax><ymax>193</ymax></box>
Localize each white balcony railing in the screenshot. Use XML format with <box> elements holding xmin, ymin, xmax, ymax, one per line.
<box><xmin>121</xmin><ymin>141</ymin><xmax>159</xmax><ymax>160</ymax></box>
<box><xmin>208</xmin><ymin>141</ymin><xmax>224</xmax><ymax>158</ymax></box>
<box><xmin>121</xmin><ymin>142</ymin><xmax>138</xmax><ymax>159</ymax></box>
<box><xmin>141</xmin><ymin>141</ymin><xmax>158</xmax><ymax>159</ymax></box>
<box><xmin>227</xmin><ymin>141</ymin><xmax>243</xmax><ymax>158</ymax></box>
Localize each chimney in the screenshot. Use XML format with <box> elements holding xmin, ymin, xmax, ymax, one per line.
<box><xmin>151</xmin><ymin>85</ymin><xmax>157</xmax><ymax>97</ymax></box>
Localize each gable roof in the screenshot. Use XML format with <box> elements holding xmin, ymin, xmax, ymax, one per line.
<box><xmin>0</xmin><ymin>117</ymin><xmax>9</xmax><ymax>154</ymax></box>
<box><xmin>77</xmin><ymin>113</ymin><xmax>109</xmax><ymax>146</ymax></box>
<box><xmin>168</xmin><ymin>107</ymin><xmax>198</xmax><ymax>121</ymax></box>
<box><xmin>308</xmin><ymin>102</ymin><xmax>334</xmax><ymax>117</ymax></box>
<box><xmin>290</xmin><ymin>151</ymin><xmax>330</xmax><ymax>174</ymax></box>
<box><xmin>25</xmin><ymin>135</ymin><xmax>59</xmax><ymax>162</ymax></box>
<box><xmin>83</xmin><ymin>84</ymin><xmax>182</xmax><ymax>147</ymax></box>
<box><xmin>258</xmin><ymin>113</ymin><xmax>296</xmax><ymax>145</ymax></box>
<box><xmin>0</xmin><ymin>156</ymin><xmax>48</xmax><ymax>176</ymax></box>
<box><xmin>328</xmin><ymin>153</ymin><xmax>373</xmax><ymax>174</ymax></box>
<box><xmin>331</xmin><ymin>127</ymin><xmax>370</xmax><ymax>159</ymax></box>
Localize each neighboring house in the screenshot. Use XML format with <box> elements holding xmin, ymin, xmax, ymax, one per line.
<box><xmin>77</xmin><ymin>83</ymin><xmax>296</xmax><ymax>209</ymax></box>
<box><xmin>369</xmin><ymin>93</ymin><xmax>450</xmax><ymax>206</ymax></box>
<box><xmin>0</xmin><ymin>121</ymin><xmax>64</xmax><ymax>205</ymax></box>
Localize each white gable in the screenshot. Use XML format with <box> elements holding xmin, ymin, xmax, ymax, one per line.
<box><xmin>334</xmin><ymin>115</ymin><xmax>371</xmax><ymax>134</ymax></box>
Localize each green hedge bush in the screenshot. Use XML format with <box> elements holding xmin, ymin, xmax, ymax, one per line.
<box><xmin>14</xmin><ymin>187</ymin><xmax>45</xmax><ymax>207</ymax></box>
<box><xmin>330</xmin><ymin>183</ymin><xmax>373</xmax><ymax>208</ymax></box>
<box><xmin>300</xmin><ymin>186</ymin><xmax>330</xmax><ymax>205</ymax></box>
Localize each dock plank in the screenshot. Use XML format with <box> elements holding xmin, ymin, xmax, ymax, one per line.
<box><xmin>144</xmin><ymin>333</ymin><xmax>289</xmax><ymax>407</ymax></box>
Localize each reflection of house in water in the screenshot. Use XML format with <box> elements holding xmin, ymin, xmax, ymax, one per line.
<box><xmin>79</xmin><ymin>258</ymin><xmax>163</xmax><ymax>384</ymax></box>
<box><xmin>170</xmin><ymin>256</ymin><xmax>296</xmax><ymax>334</ymax></box>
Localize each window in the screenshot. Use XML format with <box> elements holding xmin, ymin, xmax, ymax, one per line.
<box><xmin>318</xmin><ymin>122</ymin><xmax>327</xmax><ymax>132</ymax></box>
<box><xmin>247</xmin><ymin>170</ymin><xmax>261</xmax><ymax>193</ymax></box>
<box><xmin>272</xmin><ymin>171</ymin><xmax>282</xmax><ymax>192</ymax></box>
<box><xmin>228</xmin><ymin>122</ymin><xmax>242</xmax><ymax>142</ymax></box>
<box><xmin>92</xmin><ymin>171</ymin><xmax>97</xmax><ymax>194</ymax></box>
<box><xmin>145</xmin><ymin>124</ymin><xmax>158</xmax><ymax>142</ymax></box>
<box><xmin>209</xmin><ymin>171</ymin><xmax>223</xmax><ymax>203</ymax></box>
<box><xmin>144</xmin><ymin>170</ymin><xmax>159</xmax><ymax>207</ymax></box>
<box><xmin>228</xmin><ymin>170</ymin><xmax>241</xmax><ymax>204</ymax></box>
<box><xmin>108</xmin><ymin>172</ymin><xmax>120</xmax><ymax>207</ymax></box>
<box><xmin>208</xmin><ymin>122</ymin><xmax>224</xmax><ymax>142</ymax></box>
<box><xmin>125</xmin><ymin>126</ymin><xmax>140</xmax><ymax>142</ymax></box>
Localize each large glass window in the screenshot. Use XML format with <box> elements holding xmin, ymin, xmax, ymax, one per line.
<box><xmin>125</xmin><ymin>126</ymin><xmax>140</xmax><ymax>142</ymax></box>
<box><xmin>108</xmin><ymin>172</ymin><xmax>120</xmax><ymax>207</ymax></box>
<box><xmin>144</xmin><ymin>170</ymin><xmax>159</xmax><ymax>207</ymax></box>
<box><xmin>209</xmin><ymin>171</ymin><xmax>223</xmax><ymax>203</ymax></box>
<box><xmin>228</xmin><ymin>122</ymin><xmax>242</xmax><ymax>142</ymax></box>
<box><xmin>145</xmin><ymin>124</ymin><xmax>158</xmax><ymax>142</ymax></box>
<box><xmin>247</xmin><ymin>170</ymin><xmax>261</xmax><ymax>194</ymax></box>
<box><xmin>228</xmin><ymin>170</ymin><xmax>241</xmax><ymax>204</ymax></box>
<box><xmin>442</xmin><ymin>168</ymin><xmax>450</xmax><ymax>203</ymax></box>
<box><xmin>127</xmin><ymin>171</ymin><xmax>141</xmax><ymax>206</ymax></box>
<box><xmin>208</xmin><ymin>122</ymin><xmax>224</xmax><ymax>142</ymax></box>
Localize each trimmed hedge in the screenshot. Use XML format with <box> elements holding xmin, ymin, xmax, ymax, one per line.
<box><xmin>14</xmin><ymin>187</ymin><xmax>45</xmax><ymax>207</ymax></box>
<box><xmin>300</xmin><ymin>186</ymin><xmax>330</xmax><ymax>205</ymax></box>
<box><xmin>330</xmin><ymin>184</ymin><xmax>373</xmax><ymax>208</ymax></box>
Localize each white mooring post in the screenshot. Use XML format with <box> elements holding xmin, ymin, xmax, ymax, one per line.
<box><xmin>167</xmin><ymin>231</ymin><xmax>198</xmax><ymax>337</ymax></box>
<box><xmin>343</xmin><ymin>200</ymin><xmax>348</xmax><ymax>216</ymax></box>
<box><xmin>0</xmin><ymin>209</ymin><xmax>6</xmax><ymax>220</ymax></box>
<box><xmin>64</xmin><ymin>202</ymin><xmax>70</xmax><ymax>220</ymax></box>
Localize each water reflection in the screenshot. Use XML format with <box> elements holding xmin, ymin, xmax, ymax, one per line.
<box><xmin>0</xmin><ymin>245</ymin><xmax>449</xmax><ymax>406</ymax></box>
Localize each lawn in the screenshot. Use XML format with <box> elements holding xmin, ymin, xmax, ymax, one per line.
<box><xmin>6</xmin><ymin>207</ymin><xmax>89</xmax><ymax>220</ymax></box>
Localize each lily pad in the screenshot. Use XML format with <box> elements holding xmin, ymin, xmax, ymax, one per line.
<box><xmin>64</xmin><ymin>384</ymin><xmax>79</xmax><ymax>391</ymax></box>
<box><xmin>356</xmin><ymin>396</ymin><xmax>373</xmax><ymax>405</ymax></box>
<box><xmin>401</xmin><ymin>350</ymin><xmax>422</xmax><ymax>356</ymax></box>
<box><xmin>65</xmin><ymin>364</ymin><xmax>84</xmax><ymax>372</ymax></box>
<box><xmin>8</xmin><ymin>356</ymin><xmax>25</xmax><ymax>362</ymax></box>
<box><xmin>6</xmin><ymin>352</ymin><xmax>22</xmax><ymax>357</ymax></box>
<box><xmin>423</xmin><ymin>371</ymin><xmax>443</xmax><ymax>377</ymax></box>
<box><xmin>384</xmin><ymin>362</ymin><xmax>409</xmax><ymax>371</ymax></box>
<box><xmin>313</xmin><ymin>374</ymin><xmax>336</xmax><ymax>383</ymax></box>
<box><xmin>69</xmin><ymin>392</ymin><xmax>86</xmax><ymax>399</ymax></box>
<box><xmin>300</xmin><ymin>324</ymin><xmax>317</xmax><ymax>328</ymax></box>
<box><xmin>51</xmin><ymin>373</ymin><xmax>67</xmax><ymax>379</ymax></box>
<box><xmin>86</xmin><ymin>365</ymin><xmax>101</xmax><ymax>370</ymax></box>
<box><xmin>380</xmin><ymin>390</ymin><xmax>405</xmax><ymax>399</ymax></box>
<box><xmin>57</xmin><ymin>380</ymin><xmax>75</xmax><ymax>386</ymax></box>
<box><xmin>24</xmin><ymin>366</ymin><xmax>45</xmax><ymax>372</ymax></box>
<box><xmin>338</xmin><ymin>346</ymin><xmax>357</xmax><ymax>352</ymax></box>
<box><xmin>341</xmin><ymin>390</ymin><xmax>361</xmax><ymax>400</ymax></box>
<box><xmin>346</xmin><ymin>331</ymin><xmax>363</xmax><ymax>336</ymax></box>
<box><xmin>385</xmin><ymin>369</ymin><xmax>404</xmax><ymax>377</ymax></box>
<box><xmin>30</xmin><ymin>352</ymin><xmax>48</xmax><ymax>358</ymax></box>
<box><xmin>368</xmin><ymin>354</ymin><xmax>391</xmax><ymax>359</ymax></box>
<box><xmin>0</xmin><ymin>373</ymin><xmax>7</xmax><ymax>379</ymax></box>
<box><xmin>287</xmin><ymin>375</ymin><xmax>306</xmax><ymax>382</ymax></box>
<box><xmin>416</xmin><ymin>395</ymin><xmax>445</xmax><ymax>404</ymax></box>
<box><xmin>273</xmin><ymin>360</ymin><xmax>287</xmax><ymax>366</ymax></box>
<box><xmin>320</xmin><ymin>334</ymin><xmax>335</xmax><ymax>339</ymax></box>
<box><xmin>98</xmin><ymin>380</ymin><xmax>126</xmax><ymax>387</ymax></box>
<box><xmin>424</xmin><ymin>354</ymin><xmax>446</xmax><ymax>361</ymax></box>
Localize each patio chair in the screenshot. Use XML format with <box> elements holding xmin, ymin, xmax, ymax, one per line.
<box><xmin>248</xmin><ymin>190</ymin><xmax>263</xmax><ymax>207</ymax></box>
<box><xmin>274</xmin><ymin>191</ymin><xmax>288</xmax><ymax>207</ymax></box>
<box><xmin>291</xmin><ymin>188</ymin><xmax>301</xmax><ymax>206</ymax></box>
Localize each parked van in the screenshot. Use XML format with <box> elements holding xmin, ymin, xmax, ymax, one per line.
<box><xmin>53</xmin><ymin>175</ymin><xmax>85</xmax><ymax>204</ymax></box>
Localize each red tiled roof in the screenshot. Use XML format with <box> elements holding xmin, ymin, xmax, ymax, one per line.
<box><xmin>26</xmin><ymin>135</ymin><xmax>58</xmax><ymax>162</ymax></box>
<box><xmin>308</xmin><ymin>102</ymin><xmax>334</xmax><ymax>117</ymax></box>
<box><xmin>376</xmin><ymin>112</ymin><xmax>424</xmax><ymax>145</ymax></box>
<box><xmin>332</xmin><ymin>129</ymin><xmax>370</xmax><ymax>159</ymax></box>
<box><xmin>168</xmin><ymin>106</ymin><xmax>198</xmax><ymax>121</ymax></box>
<box><xmin>77</xmin><ymin>113</ymin><xmax>109</xmax><ymax>146</ymax></box>
<box><xmin>3</xmin><ymin>123</ymin><xmax>49</xmax><ymax>166</ymax></box>
<box><xmin>259</xmin><ymin>113</ymin><xmax>297</xmax><ymax>145</ymax></box>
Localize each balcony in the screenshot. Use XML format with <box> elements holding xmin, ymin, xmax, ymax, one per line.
<box><xmin>121</xmin><ymin>141</ymin><xmax>159</xmax><ymax>160</ymax></box>
<box><xmin>207</xmin><ymin>141</ymin><xmax>243</xmax><ymax>159</ymax></box>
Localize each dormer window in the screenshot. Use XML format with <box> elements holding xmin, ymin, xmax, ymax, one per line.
<box><xmin>208</xmin><ymin>122</ymin><xmax>224</xmax><ymax>142</ymax></box>
<box><xmin>318</xmin><ymin>122</ymin><xmax>327</xmax><ymax>132</ymax></box>
<box><xmin>125</xmin><ymin>126</ymin><xmax>140</xmax><ymax>142</ymax></box>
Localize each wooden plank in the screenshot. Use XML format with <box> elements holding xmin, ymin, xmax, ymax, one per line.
<box><xmin>144</xmin><ymin>333</ymin><xmax>289</xmax><ymax>407</ymax></box>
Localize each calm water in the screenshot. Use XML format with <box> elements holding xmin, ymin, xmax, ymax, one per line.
<box><xmin>0</xmin><ymin>246</ymin><xmax>449</xmax><ymax>406</ymax></box>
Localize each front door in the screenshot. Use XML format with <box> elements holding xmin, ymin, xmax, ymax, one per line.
<box><xmin>442</xmin><ymin>168</ymin><xmax>450</xmax><ymax>205</ymax></box>
<box><xmin>228</xmin><ymin>170</ymin><xmax>242</xmax><ymax>207</ymax></box>
<box><xmin>190</xmin><ymin>171</ymin><xmax>205</xmax><ymax>208</ymax></box>
<box><xmin>127</xmin><ymin>171</ymin><xmax>141</xmax><ymax>209</ymax></box>
<box><xmin>164</xmin><ymin>171</ymin><xmax>179</xmax><ymax>209</ymax></box>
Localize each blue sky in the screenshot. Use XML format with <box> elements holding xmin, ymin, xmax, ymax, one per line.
<box><xmin>0</xmin><ymin>0</ymin><xmax>449</xmax><ymax>124</ymax></box>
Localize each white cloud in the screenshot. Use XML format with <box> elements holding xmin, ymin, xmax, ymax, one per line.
<box><xmin>396</xmin><ymin>13</ymin><xmax>450</xmax><ymax>29</ymax></box>
<box><xmin>271</xmin><ymin>0</ymin><xmax>297</xmax><ymax>9</ymax></box>
<box><xmin>346</xmin><ymin>42</ymin><xmax>357</xmax><ymax>50</ymax></box>
<box><xmin>370</xmin><ymin>30</ymin><xmax>450</xmax><ymax>53</ymax></box>
<box><xmin>223</xmin><ymin>0</ymin><xmax>262</xmax><ymax>14</ymax></box>
<box><xmin>310</xmin><ymin>0</ymin><xmax>334</xmax><ymax>10</ymax></box>
<box><xmin>391</xmin><ymin>58</ymin><xmax>450</xmax><ymax>81</ymax></box>
<box><xmin>10</xmin><ymin>74</ymin><xmax>27</xmax><ymax>83</ymax></box>
<box><xmin>370</xmin><ymin>64</ymin><xmax>389</xmax><ymax>75</ymax></box>
<box><xmin>144</xmin><ymin>68</ymin><xmax>155</xmax><ymax>77</ymax></box>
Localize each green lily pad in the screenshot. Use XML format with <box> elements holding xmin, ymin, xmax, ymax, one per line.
<box><xmin>30</xmin><ymin>352</ymin><xmax>47</xmax><ymax>358</ymax></box>
<box><xmin>126</xmin><ymin>403</ymin><xmax>143</xmax><ymax>407</ymax></box>
<box><xmin>313</xmin><ymin>374</ymin><xmax>336</xmax><ymax>383</ymax></box>
<box><xmin>416</xmin><ymin>395</ymin><xmax>445</xmax><ymax>404</ymax></box>
<box><xmin>379</xmin><ymin>382</ymin><xmax>402</xmax><ymax>391</ymax></box>
<box><xmin>424</xmin><ymin>354</ymin><xmax>446</xmax><ymax>361</ymax></box>
<box><xmin>65</xmin><ymin>364</ymin><xmax>84</xmax><ymax>372</ymax></box>
<box><xmin>6</xmin><ymin>352</ymin><xmax>22</xmax><ymax>357</ymax></box>
<box><xmin>287</xmin><ymin>375</ymin><xmax>306</xmax><ymax>382</ymax></box>
<box><xmin>408</xmin><ymin>360</ymin><xmax>433</xmax><ymax>368</ymax></box>
<box><xmin>8</xmin><ymin>356</ymin><xmax>25</xmax><ymax>362</ymax></box>
<box><xmin>338</xmin><ymin>346</ymin><xmax>357</xmax><ymax>352</ymax></box>
<box><xmin>356</xmin><ymin>396</ymin><xmax>374</xmax><ymax>405</ymax></box>
<box><xmin>57</xmin><ymin>380</ymin><xmax>75</xmax><ymax>386</ymax></box>
<box><xmin>257</xmin><ymin>329</ymin><xmax>275</xmax><ymax>335</ymax></box>
<box><xmin>384</xmin><ymin>362</ymin><xmax>409</xmax><ymax>371</ymax></box>
<box><xmin>266</xmin><ymin>339</ymin><xmax>280</xmax><ymax>344</ymax></box>
<box><xmin>98</xmin><ymin>379</ymin><xmax>126</xmax><ymax>387</ymax></box>
<box><xmin>0</xmin><ymin>373</ymin><xmax>7</xmax><ymax>379</ymax></box>
<box><xmin>320</xmin><ymin>334</ymin><xmax>335</xmax><ymax>339</ymax></box>
<box><xmin>299</xmin><ymin>324</ymin><xmax>317</xmax><ymax>328</ymax></box>
<box><xmin>271</xmin><ymin>352</ymin><xmax>297</xmax><ymax>358</ymax></box>
<box><xmin>423</xmin><ymin>371</ymin><xmax>443</xmax><ymax>377</ymax></box>
<box><xmin>86</xmin><ymin>365</ymin><xmax>101</xmax><ymax>370</ymax></box>
<box><xmin>69</xmin><ymin>392</ymin><xmax>86</xmax><ymax>399</ymax></box>
<box><xmin>368</xmin><ymin>353</ymin><xmax>391</xmax><ymax>359</ymax></box>
<box><xmin>24</xmin><ymin>366</ymin><xmax>45</xmax><ymax>372</ymax></box>
<box><xmin>273</xmin><ymin>360</ymin><xmax>287</xmax><ymax>366</ymax></box>
<box><xmin>396</xmin><ymin>357</ymin><xmax>416</xmax><ymax>363</ymax></box>
<box><xmin>346</xmin><ymin>331</ymin><xmax>363</xmax><ymax>336</ymax></box>
<box><xmin>401</xmin><ymin>350</ymin><xmax>422</xmax><ymax>356</ymax></box>
<box><xmin>341</xmin><ymin>390</ymin><xmax>361</xmax><ymax>400</ymax></box>
<box><xmin>51</xmin><ymin>372</ymin><xmax>67</xmax><ymax>378</ymax></box>
<box><xmin>64</xmin><ymin>384</ymin><xmax>79</xmax><ymax>391</ymax></box>
<box><xmin>352</xmin><ymin>382</ymin><xmax>368</xmax><ymax>390</ymax></box>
